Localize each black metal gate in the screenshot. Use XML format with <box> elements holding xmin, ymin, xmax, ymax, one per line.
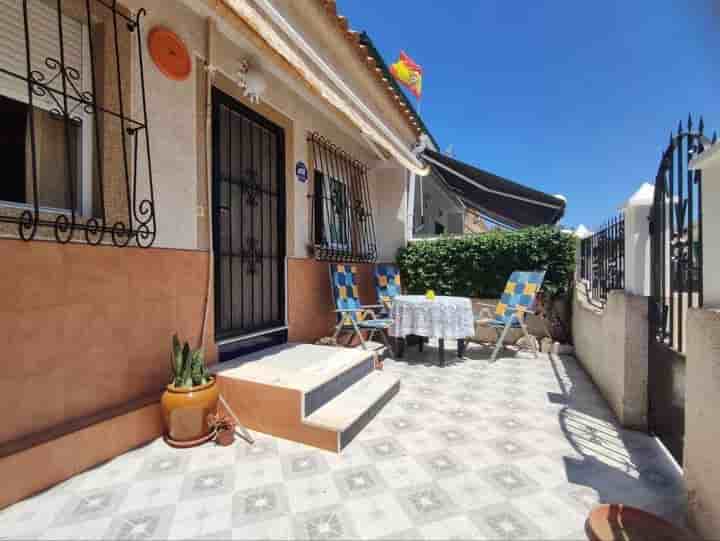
<box><xmin>648</xmin><ymin>116</ymin><xmax>708</xmax><ymax>465</ymax></box>
<box><xmin>212</xmin><ymin>89</ymin><xmax>286</xmax><ymax>342</ymax></box>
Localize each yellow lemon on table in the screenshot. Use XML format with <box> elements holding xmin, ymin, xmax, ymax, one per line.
<box><xmin>425</xmin><ymin>290</ymin><xmax>436</xmax><ymax>300</ymax></box>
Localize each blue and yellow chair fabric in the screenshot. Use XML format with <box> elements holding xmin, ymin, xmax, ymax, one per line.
<box><xmin>374</xmin><ymin>264</ymin><xmax>402</xmax><ymax>315</ymax></box>
<box><xmin>329</xmin><ymin>264</ymin><xmax>395</xmax><ymax>352</ymax></box>
<box><xmin>475</xmin><ymin>271</ymin><xmax>546</xmax><ymax>362</ymax></box>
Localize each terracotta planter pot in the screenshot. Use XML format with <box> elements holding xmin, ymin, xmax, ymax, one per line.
<box><xmin>216</xmin><ymin>427</ymin><xmax>235</xmax><ymax>446</ymax></box>
<box><xmin>161</xmin><ymin>379</ymin><xmax>219</xmax><ymax>442</ymax></box>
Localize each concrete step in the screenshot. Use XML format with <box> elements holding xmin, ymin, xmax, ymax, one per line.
<box><xmin>303</xmin><ymin>370</ymin><xmax>400</xmax><ymax>450</ymax></box>
<box><xmin>214</xmin><ymin>343</ymin><xmax>396</xmax><ymax>452</ymax></box>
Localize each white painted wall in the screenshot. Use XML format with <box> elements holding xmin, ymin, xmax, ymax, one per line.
<box><xmin>370</xmin><ymin>164</ymin><xmax>408</xmax><ymax>261</ymax></box>
<box><xmin>623</xmin><ymin>182</ymin><xmax>654</xmax><ymax>297</ymax></box>
<box><xmin>701</xmin><ymin>165</ymin><xmax>720</xmax><ymax>307</ymax></box>
<box><xmin>122</xmin><ymin>0</ymin><xmax>413</xmax><ymax>255</ymax></box>
<box><xmin>413</xmin><ymin>170</ymin><xmax>464</xmax><ymax>236</ymax></box>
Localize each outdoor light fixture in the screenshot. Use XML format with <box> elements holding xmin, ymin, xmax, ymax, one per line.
<box><xmin>237</xmin><ymin>59</ymin><xmax>267</xmax><ymax>104</ymax></box>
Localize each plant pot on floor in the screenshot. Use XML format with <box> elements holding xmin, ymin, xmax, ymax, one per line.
<box><xmin>216</xmin><ymin>427</ymin><xmax>235</xmax><ymax>446</ymax></box>
<box><xmin>161</xmin><ymin>378</ymin><xmax>220</xmax><ymax>444</ymax></box>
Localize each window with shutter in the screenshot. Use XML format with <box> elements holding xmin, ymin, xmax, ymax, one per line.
<box><xmin>0</xmin><ymin>0</ymin><xmax>156</xmax><ymax>247</ymax></box>
<box><xmin>0</xmin><ymin>0</ymin><xmax>93</xmax><ymax>214</ymax></box>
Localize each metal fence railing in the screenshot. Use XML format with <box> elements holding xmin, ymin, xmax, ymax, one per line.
<box><xmin>579</xmin><ymin>213</ymin><xmax>625</xmax><ymax>303</ymax></box>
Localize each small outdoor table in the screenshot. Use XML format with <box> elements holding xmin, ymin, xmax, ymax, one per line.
<box><xmin>390</xmin><ymin>294</ymin><xmax>475</xmax><ymax>366</ymax></box>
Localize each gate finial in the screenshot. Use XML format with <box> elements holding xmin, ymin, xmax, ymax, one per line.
<box><xmin>678</xmin><ymin>119</ymin><xmax>683</xmax><ymax>135</ymax></box>
<box><xmin>687</xmin><ymin>114</ymin><xmax>692</xmax><ymax>133</ymax></box>
<box><xmin>699</xmin><ymin>116</ymin><xmax>705</xmax><ymax>135</ymax></box>
<box><xmin>713</xmin><ymin>131</ymin><xmax>718</xmax><ymax>145</ymax></box>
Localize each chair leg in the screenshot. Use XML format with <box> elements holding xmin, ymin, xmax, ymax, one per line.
<box><xmin>490</xmin><ymin>321</ymin><xmax>513</xmax><ymax>363</ymax></box>
<box><xmin>519</xmin><ymin>318</ymin><xmax>538</xmax><ymax>358</ymax></box>
<box><xmin>352</xmin><ymin>320</ymin><xmax>367</xmax><ymax>350</ymax></box>
<box><xmin>379</xmin><ymin>330</ymin><xmax>395</xmax><ymax>358</ymax></box>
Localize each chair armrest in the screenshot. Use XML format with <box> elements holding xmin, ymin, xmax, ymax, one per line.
<box><xmin>333</xmin><ymin>308</ymin><xmax>368</xmax><ymax>313</ymax></box>
<box><xmin>506</xmin><ymin>304</ymin><xmax>536</xmax><ymax>315</ymax></box>
<box><xmin>473</xmin><ymin>302</ymin><xmax>497</xmax><ymax>310</ymax></box>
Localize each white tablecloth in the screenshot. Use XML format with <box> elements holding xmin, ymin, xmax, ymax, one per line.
<box><xmin>389</xmin><ymin>295</ymin><xmax>475</xmax><ymax>339</ymax></box>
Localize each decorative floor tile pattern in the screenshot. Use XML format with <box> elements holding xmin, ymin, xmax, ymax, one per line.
<box><xmin>0</xmin><ymin>344</ymin><xmax>687</xmax><ymax>539</ymax></box>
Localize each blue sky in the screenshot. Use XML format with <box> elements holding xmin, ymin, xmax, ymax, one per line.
<box><xmin>340</xmin><ymin>1</ymin><xmax>720</xmax><ymax>228</ymax></box>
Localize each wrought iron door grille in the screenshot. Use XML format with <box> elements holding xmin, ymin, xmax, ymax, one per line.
<box><xmin>0</xmin><ymin>0</ymin><xmax>156</xmax><ymax>247</ymax></box>
<box><xmin>308</xmin><ymin>132</ymin><xmax>377</xmax><ymax>263</ymax></box>
<box><xmin>212</xmin><ymin>90</ymin><xmax>286</xmax><ymax>340</ymax></box>
<box><xmin>649</xmin><ymin>116</ymin><xmax>707</xmax><ymax>353</ymax></box>
<box><xmin>579</xmin><ymin>212</ymin><xmax>625</xmax><ymax>304</ymax></box>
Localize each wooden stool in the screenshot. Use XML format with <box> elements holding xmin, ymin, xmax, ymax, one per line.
<box><xmin>586</xmin><ymin>504</ymin><xmax>698</xmax><ymax>541</ymax></box>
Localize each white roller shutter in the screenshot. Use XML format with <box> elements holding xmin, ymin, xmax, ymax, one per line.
<box><xmin>0</xmin><ymin>0</ymin><xmax>84</xmax><ymax>113</ymax></box>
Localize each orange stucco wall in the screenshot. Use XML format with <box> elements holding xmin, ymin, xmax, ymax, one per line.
<box><xmin>0</xmin><ymin>239</ymin><xmax>215</xmax><ymax>449</ymax></box>
<box><xmin>287</xmin><ymin>257</ymin><xmax>380</xmax><ymax>343</ymax></box>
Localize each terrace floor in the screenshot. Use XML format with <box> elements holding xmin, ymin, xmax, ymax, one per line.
<box><xmin>0</xmin><ymin>342</ymin><xmax>686</xmax><ymax>540</ymax></box>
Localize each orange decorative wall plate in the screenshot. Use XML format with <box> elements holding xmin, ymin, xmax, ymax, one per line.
<box><xmin>148</xmin><ymin>27</ymin><xmax>191</xmax><ymax>81</ymax></box>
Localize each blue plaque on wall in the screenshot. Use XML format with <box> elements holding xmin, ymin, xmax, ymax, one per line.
<box><xmin>296</xmin><ymin>161</ymin><xmax>308</xmax><ymax>183</ymax></box>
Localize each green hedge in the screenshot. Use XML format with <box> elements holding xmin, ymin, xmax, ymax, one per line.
<box><xmin>396</xmin><ymin>226</ymin><xmax>576</xmax><ymax>299</ymax></box>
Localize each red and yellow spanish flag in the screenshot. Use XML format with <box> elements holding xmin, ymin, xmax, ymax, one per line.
<box><xmin>390</xmin><ymin>51</ymin><xmax>423</xmax><ymax>99</ymax></box>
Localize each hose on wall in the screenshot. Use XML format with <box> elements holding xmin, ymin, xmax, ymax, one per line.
<box><xmin>200</xmin><ymin>16</ymin><xmax>216</xmax><ymax>353</ymax></box>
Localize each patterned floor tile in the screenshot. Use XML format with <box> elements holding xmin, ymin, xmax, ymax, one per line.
<box><xmin>361</xmin><ymin>436</ymin><xmax>408</xmax><ymax>461</ymax></box>
<box><xmin>180</xmin><ymin>467</ymin><xmax>235</xmax><ymax>501</ymax></box>
<box><xmin>382</xmin><ymin>415</ymin><xmax>424</xmax><ymax>435</ymax></box>
<box><xmin>415</xmin><ymin>450</ymin><xmax>468</xmax><ymax>479</ymax></box>
<box><xmin>430</xmin><ymin>425</ymin><xmax>474</xmax><ymax>447</ymax></box>
<box><xmin>0</xmin><ymin>352</ymin><xmax>689</xmax><ymax>540</ymax></box>
<box><xmin>469</xmin><ymin>502</ymin><xmax>545</xmax><ymax>540</ymax></box>
<box><xmin>332</xmin><ymin>464</ymin><xmax>386</xmax><ymax>499</ymax></box>
<box><xmin>394</xmin><ymin>482</ymin><xmax>458</xmax><ymax>525</ymax></box>
<box><xmin>136</xmin><ymin>454</ymin><xmax>189</xmax><ymax>482</ymax></box>
<box><xmin>239</xmin><ymin>438</ymin><xmax>280</xmax><ymax>462</ymax></box>
<box><xmin>513</xmin><ymin>491</ymin><xmax>587</xmax><ymax>537</ymax></box>
<box><xmin>436</xmin><ymin>472</ymin><xmax>505</xmax><ymax>511</ymax></box>
<box><xmin>169</xmin><ymin>494</ymin><xmax>233</xmax><ymax>539</ymax></box>
<box><xmin>0</xmin><ymin>491</ymin><xmax>72</xmax><ymax>538</ymax></box>
<box><xmin>232</xmin><ymin>483</ymin><xmax>290</xmax><ymax>527</ymax></box>
<box><xmin>120</xmin><ymin>476</ymin><xmax>184</xmax><ymax>512</ymax></box>
<box><xmin>52</xmin><ymin>485</ymin><xmax>129</xmax><ymax>527</ymax></box>
<box><xmin>291</xmin><ymin>505</ymin><xmax>357</xmax><ymax>540</ymax></box>
<box><xmin>484</xmin><ymin>436</ymin><xmax>538</xmax><ymax>461</ymax></box>
<box><xmin>234</xmin><ymin>457</ymin><xmax>285</xmax><ymax>489</ymax></box>
<box><xmin>285</xmin><ymin>475</ymin><xmax>341</xmax><ymax>514</ymax></box>
<box><xmin>343</xmin><ymin>493</ymin><xmax>413</xmax><ymax>539</ymax></box>
<box><xmin>281</xmin><ymin>452</ymin><xmax>330</xmax><ymax>481</ymax></box>
<box><xmin>373</xmin><ymin>456</ymin><xmax>433</xmax><ymax>489</ymax></box>
<box><xmin>418</xmin><ymin>514</ymin><xmax>484</xmax><ymax>540</ymax></box>
<box><xmin>104</xmin><ymin>504</ymin><xmax>176</xmax><ymax>540</ymax></box>
<box><xmin>478</xmin><ymin>464</ymin><xmax>543</xmax><ymax>499</ymax></box>
<box><xmin>232</xmin><ymin>516</ymin><xmax>294</xmax><ymax>540</ymax></box>
<box><xmin>42</xmin><ymin>517</ymin><xmax>113</xmax><ymax>540</ymax></box>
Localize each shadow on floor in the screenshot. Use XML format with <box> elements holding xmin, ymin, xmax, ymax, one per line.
<box><xmin>549</xmin><ymin>355</ymin><xmax>687</xmax><ymax>527</ymax></box>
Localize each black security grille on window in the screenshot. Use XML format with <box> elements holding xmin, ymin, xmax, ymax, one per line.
<box><xmin>308</xmin><ymin>132</ymin><xmax>377</xmax><ymax>263</ymax></box>
<box><xmin>0</xmin><ymin>0</ymin><xmax>156</xmax><ymax>247</ymax></box>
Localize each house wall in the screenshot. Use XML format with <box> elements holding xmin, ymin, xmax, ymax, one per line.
<box><xmin>684</xmin><ymin>307</ymin><xmax>720</xmax><ymax>538</ymax></box>
<box><xmin>287</xmin><ymin>258</ymin><xmax>379</xmax><ymax>343</ymax></box>
<box><xmin>0</xmin><ymin>0</ymin><xmax>417</xmax><ymax>508</ymax></box>
<box><xmin>700</xmin><ymin>165</ymin><xmax>720</xmax><ymax>307</ymax></box>
<box><xmin>0</xmin><ymin>239</ymin><xmax>213</xmax><ymax>449</ymax></box>
<box><xmin>571</xmin><ymin>285</ymin><xmax>648</xmax><ymax>429</ymax></box>
<box><xmin>413</xmin><ymin>171</ymin><xmax>464</xmax><ymax>235</ymax></box>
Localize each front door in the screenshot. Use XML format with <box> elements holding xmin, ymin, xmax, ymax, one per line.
<box><xmin>212</xmin><ymin>89</ymin><xmax>286</xmax><ymax>344</ymax></box>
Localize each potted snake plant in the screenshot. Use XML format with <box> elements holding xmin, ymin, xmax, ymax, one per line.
<box><xmin>160</xmin><ymin>335</ymin><xmax>219</xmax><ymax>445</ymax></box>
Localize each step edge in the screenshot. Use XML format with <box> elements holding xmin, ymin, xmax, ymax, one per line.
<box><xmin>302</xmin><ymin>372</ymin><xmax>400</xmax><ymax>433</ymax></box>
